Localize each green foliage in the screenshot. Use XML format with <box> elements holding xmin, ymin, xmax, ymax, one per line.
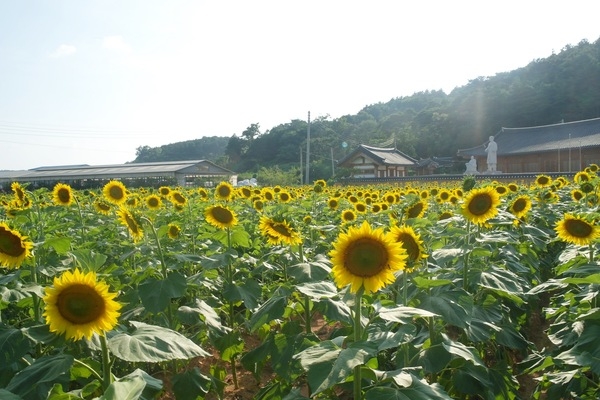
<box><xmin>133</xmin><ymin>38</ymin><xmax>600</xmax><ymax>177</ymax></box>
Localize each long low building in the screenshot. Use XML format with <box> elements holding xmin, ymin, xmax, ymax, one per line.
<box><xmin>0</xmin><ymin>160</ymin><xmax>236</xmax><ymax>190</ymax></box>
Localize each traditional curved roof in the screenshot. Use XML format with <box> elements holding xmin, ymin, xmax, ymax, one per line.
<box><xmin>338</xmin><ymin>144</ymin><xmax>417</xmax><ymax>166</ymax></box>
<box><xmin>457</xmin><ymin>117</ymin><xmax>600</xmax><ymax>158</ymax></box>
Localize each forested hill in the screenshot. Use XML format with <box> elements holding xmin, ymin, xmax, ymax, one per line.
<box><xmin>132</xmin><ymin>38</ymin><xmax>600</xmax><ymax>180</ymax></box>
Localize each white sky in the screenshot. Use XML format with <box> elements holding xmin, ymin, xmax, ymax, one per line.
<box><xmin>1</xmin><ymin>0</ymin><xmax>599</xmax><ymax>170</ymax></box>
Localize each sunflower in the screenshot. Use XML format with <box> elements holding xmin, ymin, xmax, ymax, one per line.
<box><xmin>555</xmin><ymin>214</ymin><xmax>600</xmax><ymax>246</ymax></box>
<box><xmin>278</xmin><ymin>191</ymin><xmax>292</xmax><ymax>203</ymax></box>
<box><xmin>507</xmin><ymin>183</ymin><xmax>519</xmax><ymax>192</ymax></box>
<box><xmin>167</xmin><ymin>223</ymin><xmax>181</xmax><ymax>239</ymax></box>
<box><xmin>253</xmin><ymin>199</ymin><xmax>265</xmax><ymax>212</ymax></box>
<box><xmin>261</xmin><ymin>188</ymin><xmax>275</xmax><ymax>202</ymax></box>
<box><xmin>574</xmin><ymin>171</ymin><xmax>591</xmax><ymax>184</ymax></box>
<box><xmin>169</xmin><ymin>190</ymin><xmax>187</xmax><ymax>207</ymax></box>
<box><xmin>52</xmin><ymin>183</ymin><xmax>74</xmax><ymax>206</ymax></box>
<box><xmin>341</xmin><ymin>209</ymin><xmax>357</xmax><ymax>224</ymax></box>
<box><xmin>126</xmin><ymin>196</ymin><xmax>139</xmax><ymax>208</ymax></box>
<box><xmin>259</xmin><ymin>215</ymin><xmax>302</xmax><ymax>246</ymax></box>
<box><xmin>103</xmin><ymin>180</ymin><xmax>128</xmax><ymax>205</ymax></box>
<box><xmin>327</xmin><ymin>198</ymin><xmax>340</xmax><ymax>210</ymax></box>
<box><xmin>571</xmin><ymin>189</ymin><xmax>584</xmax><ymax>202</ymax></box>
<box><xmin>314</xmin><ymin>179</ymin><xmax>327</xmax><ymax>188</ymax></box>
<box><xmin>494</xmin><ymin>185</ymin><xmax>509</xmax><ymax>197</ymax></box>
<box><xmin>508</xmin><ymin>195</ymin><xmax>532</xmax><ymax>219</ymax></box>
<box><xmin>312</xmin><ymin>183</ymin><xmax>325</xmax><ymax>194</ymax></box>
<box><xmin>11</xmin><ymin>182</ymin><xmax>26</xmax><ymax>203</ymax></box>
<box><xmin>0</xmin><ymin>223</ymin><xmax>34</xmax><ymax>269</ymax></box>
<box><xmin>197</xmin><ymin>188</ymin><xmax>209</xmax><ymax>199</ymax></box>
<box><xmin>389</xmin><ymin>225</ymin><xmax>428</xmax><ymax>267</ymax></box>
<box><xmin>538</xmin><ymin>190</ymin><xmax>558</xmax><ymax>203</ymax></box>
<box><xmin>437</xmin><ymin>189</ymin><xmax>452</xmax><ymax>203</ymax></box>
<box><xmin>116</xmin><ymin>207</ymin><xmax>144</xmax><ymax>242</ymax></box>
<box><xmin>439</xmin><ymin>211</ymin><xmax>454</xmax><ymax>220</ymax></box>
<box><xmin>43</xmin><ymin>269</ymin><xmax>121</xmax><ymax>341</ymax></box>
<box><xmin>405</xmin><ymin>200</ymin><xmax>427</xmax><ymax>219</ymax></box>
<box><xmin>93</xmin><ymin>199</ymin><xmax>112</xmax><ymax>215</ymax></box>
<box><xmin>534</xmin><ymin>174</ymin><xmax>552</xmax><ymax>187</ymax></box>
<box><xmin>580</xmin><ymin>182</ymin><xmax>595</xmax><ymax>194</ymax></box>
<box><xmin>589</xmin><ymin>164</ymin><xmax>599</xmax><ymax>173</ymax></box>
<box><xmin>383</xmin><ymin>192</ymin><xmax>397</xmax><ymax>204</ymax></box>
<box><xmin>238</xmin><ymin>187</ymin><xmax>253</xmax><ymax>199</ymax></box>
<box><xmin>145</xmin><ymin>194</ymin><xmax>163</xmax><ymax>210</ymax></box>
<box><xmin>354</xmin><ymin>202</ymin><xmax>368</xmax><ymax>214</ymax></box>
<box><xmin>159</xmin><ymin>186</ymin><xmax>171</xmax><ymax>197</ymax></box>
<box><xmin>215</xmin><ymin>182</ymin><xmax>235</xmax><ymax>201</ymax></box>
<box><xmin>330</xmin><ymin>221</ymin><xmax>407</xmax><ymax>294</ymax></box>
<box><xmin>461</xmin><ymin>186</ymin><xmax>500</xmax><ymax>225</ymax></box>
<box><xmin>205</xmin><ymin>205</ymin><xmax>238</xmax><ymax>229</ymax></box>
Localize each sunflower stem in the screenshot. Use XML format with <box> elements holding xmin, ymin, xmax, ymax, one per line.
<box><xmin>463</xmin><ymin>221</ymin><xmax>471</xmax><ymax>291</ymax></box>
<box><xmin>143</xmin><ymin>217</ymin><xmax>174</xmax><ymax>330</ymax></box>
<box><xmin>353</xmin><ymin>288</ymin><xmax>364</xmax><ymax>400</ymax></box>
<box><xmin>73</xmin><ymin>195</ymin><xmax>86</xmax><ymax>242</ymax></box>
<box><xmin>100</xmin><ymin>334</ymin><xmax>113</xmax><ymax>391</ymax></box>
<box><xmin>402</xmin><ymin>271</ymin><xmax>408</xmax><ymax>306</ymax></box>
<box><xmin>225</xmin><ymin>227</ymin><xmax>239</xmax><ymax>389</ymax></box>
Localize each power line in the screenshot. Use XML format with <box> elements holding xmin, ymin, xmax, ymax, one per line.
<box><xmin>0</xmin><ymin>138</ymin><xmax>132</xmax><ymax>154</ymax></box>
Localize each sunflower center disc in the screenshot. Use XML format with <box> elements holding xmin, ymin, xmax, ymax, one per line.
<box><xmin>397</xmin><ymin>234</ymin><xmax>419</xmax><ymax>261</ymax></box>
<box><xmin>513</xmin><ymin>199</ymin><xmax>526</xmax><ymax>212</ymax></box>
<box><xmin>109</xmin><ymin>186</ymin><xmax>124</xmax><ymax>200</ymax></box>
<box><xmin>468</xmin><ymin>194</ymin><xmax>492</xmax><ymax>216</ymax></box>
<box><xmin>0</xmin><ymin>229</ymin><xmax>25</xmax><ymax>257</ymax></box>
<box><xmin>565</xmin><ymin>219</ymin><xmax>593</xmax><ymax>238</ymax></box>
<box><xmin>57</xmin><ymin>284</ymin><xmax>105</xmax><ymax>324</ymax></box>
<box><xmin>58</xmin><ymin>189</ymin><xmax>71</xmax><ymax>203</ymax></box>
<box><xmin>213</xmin><ymin>207</ymin><xmax>233</xmax><ymax>224</ymax></box>
<box><xmin>345</xmin><ymin>239</ymin><xmax>387</xmax><ymax>277</ymax></box>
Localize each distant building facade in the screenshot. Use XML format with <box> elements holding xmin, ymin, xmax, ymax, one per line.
<box><xmin>337</xmin><ymin>145</ymin><xmax>417</xmax><ymax>178</ymax></box>
<box><xmin>457</xmin><ymin>117</ymin><xmax>600</xmax><ymax>173</ymax></box>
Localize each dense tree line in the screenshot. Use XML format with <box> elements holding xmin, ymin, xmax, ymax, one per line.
<box><xmin>133</xmin><ymin>38</ymin><xmax>600</xmax><ymax>181</ymax></box>
<box><xmin>134</xmin><ymin>136</ymin><xmax>229</xmax><ymax>163</ymax></box>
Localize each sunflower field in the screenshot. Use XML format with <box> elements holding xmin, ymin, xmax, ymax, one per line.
<box><xmin>1</xmin><ymin>167</ymin><xmax>600</xmax><ymax>400</ymax></box>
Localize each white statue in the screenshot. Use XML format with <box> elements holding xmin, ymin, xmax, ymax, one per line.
<box><xmin>464</xmin><ymin>156</ymin><xmax>478</xmax><ymax>174</ymax></box>
<box><xmin>485</xmin><ymin>136</ymin><xmax>498</xmax><ymax>172</ymax></box>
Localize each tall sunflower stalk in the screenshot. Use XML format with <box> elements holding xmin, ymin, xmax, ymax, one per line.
<box><xmin>204</xmin><ymin>203</ymin><xmax>240</xmax><ymax>388</ymax></box>
<box><xmin>329</xmin><ymin>221</ymin><xmax>407</xmax><ymax>399</ymax></box>
<box><xmin>42</xmin><ymin>269</ymin><xmax>121</xmax><ymax>392</ymax></box>
<box><xmin>353</xmin><ymin>287</ymin><xmax>364</xmax><ymax>400</ymax></box>
<box><xmin>142</xmin><ymin>217</ymin><xmax>174</xmax><ymax>330</ymax></box>
<box><xmin>460</xmin><ymin>186</ymin><xmax>500</xmax><ymax>291</ymax></box>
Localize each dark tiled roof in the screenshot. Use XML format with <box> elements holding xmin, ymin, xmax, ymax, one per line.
<box><xmin>338</xmin><ymin>145</ymin><xmax>417</xmax><ymax>166</ymax></box>
<box><xmin>457</xmin><ymin>117</ymin><xmax>600</xmax><ymax>157</ymax></box>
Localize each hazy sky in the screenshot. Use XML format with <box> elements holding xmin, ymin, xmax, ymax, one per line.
<box><xmin>1</xmin><ymin>1</ymin><xmax>599</xmax><ymax>170</ymax></box>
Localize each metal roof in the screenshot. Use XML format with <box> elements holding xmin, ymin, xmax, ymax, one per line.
<box><xmin>457</xmin><ymin>117</ymin><xmax>600</xmax><ymax>157</ymax></box>
<box><xmin>338</xmin><ymin>145</ymin><xmax>417</xmax><ymax>166</ymax></box>
<box><xmin>1</xmin><ymin>160</ymin><xmax>234</xmax><ymax>183</ymax></box>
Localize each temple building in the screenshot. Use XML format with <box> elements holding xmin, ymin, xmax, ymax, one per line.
<box><xmin>457</xmin><ymin>117</ymin><xmax>600</xmax><ymax>173</ymax></box>
<box><xmin>337</xmin><ymin>145</ymin><xmax>417</xmax><ymax>178</ymax></box>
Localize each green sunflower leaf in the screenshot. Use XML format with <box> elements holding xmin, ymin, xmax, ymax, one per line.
<box><xmin>108</xmin><ymin>321</ymin><xmax>210</xmax><ymax>362</ymax></box>
<box><xmin>6</xmin><ymin>354</ymin><xmax>74</xmax><ymax>399</ymax></box>
<box><xmin>138</xmin><ymin>272</ymin><xmax>187</xmax><ymax>313</ymax></box>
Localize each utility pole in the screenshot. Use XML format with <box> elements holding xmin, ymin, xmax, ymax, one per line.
<box><xmin>299</xmin><ymin>146</ymin><xmax>303</xmax><ymax>184</ymax></box>
<box><xmin>331</xmin><ymin>147</ymin><xmax>335</xmax><ymax>177</ymax></box>
<box><xmin>306</xmin><ymin>111</ymin><xmax>311</xmax><ymax>184</ymax></box>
